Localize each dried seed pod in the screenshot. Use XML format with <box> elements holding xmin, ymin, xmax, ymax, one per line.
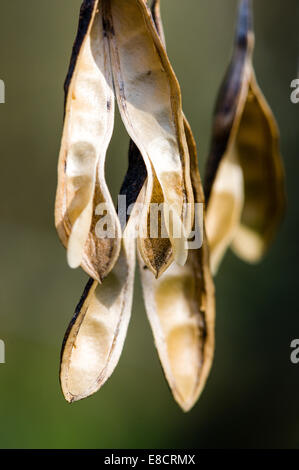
<box><xmin>205</xmin><ymin>0</ymin><xmax>285</xmax><ymax>274</ymax></box>
<box><xmin>151</xmin><ymin>0</ymin><xmax>166</xmax><ymax>46</ymax></box>
<box><xmin>56</xmin><ymin>0</ymin><xmax>194</xmax><ymax>281</ymax></box>
<box><xmin>138</xmin><ymin>0</ymin><xmax>215</xmax><ymax>412</ymax></box>
<box><xmin>103</xmin><ymin>0</ymin><xmax>194</xmax><ymax>273</ymax></box>
<box><xmin>55</xmin><ymin>0</ymin><xmax>121</xmax><ymax>282</ymax></box>
<box><xmin>139</xmin><ymin>120</ymin><xmax>215</xmax><ymax>412</ymax></box>
<box><xmin>60</xmin><ymin>190</ymin><xmax>144</xmax><ymax>403</ymax></box>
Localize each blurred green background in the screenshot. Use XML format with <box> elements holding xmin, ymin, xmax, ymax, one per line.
<box><xmin>0</xmin><ymin>0</ymin><xmax>298</xmax><ymax>449</ymax></box>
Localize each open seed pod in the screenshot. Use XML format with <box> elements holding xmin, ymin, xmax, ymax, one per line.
<box><xmin>60</xmin><ymin>131</ymin><xmax>148</xmax><ymax>403</ymax></box>
<box><xmin>138</xmin><ymin>0</ymin><xmax>215</xmax><ymax>412</ymax></box>
<box><xmin>103</xmin><ymin>0</ymin><xmax>194</xmax><ymax>274</ymax></box>
<box><xmin>55</xmin><ymin>0</ymin><xmax>195</xmax><ymax>281</ymax></box>
<box><xmin>60</xmin><ymin>187</ymin><xmax>144</xmax><ymax>403</ymax></box>
<box><xmin>204</xmin><ymin>0</ymin><xmax>285</xmax><ymax>274</ymax></box>
<box><xmin>139</xmin><ymin>121</ymin><xmax>215</xmax><ymax>412</ymax></box>
<box><xmin>55</xmin><ymin>0</ymin><xmax>122</xmax><ymax>282</ymax></box>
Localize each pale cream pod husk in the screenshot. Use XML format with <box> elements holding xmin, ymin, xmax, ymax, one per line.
<box><xmin>103</xmin><ymin>0</ymin><xmax>194</xmax><ymax>273</ymax></box>
<box><xmin>139</xmin><ymin>121</ymin><xmax>215</xmax><ymax>412</ymax></box>
<box><xmin>55</xmin><ymin>0</ymin><xmax>121</xmax><ymax>282</ymax></box>
<box><xmin>137</xmin><ymin>0</ymin><xmax>215</xmax><ymax>412</ymax></box>
<box><xmin>60</xmin><ymin>190</ymin><xmax>144</xmax><ymax>403</ymax></box>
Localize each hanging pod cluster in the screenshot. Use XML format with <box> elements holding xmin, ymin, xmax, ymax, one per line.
<box><xmin>56</xmin><ymin>0</ymin><xmax>215</xmax><ymax>412</ymax></box>
<box><xmin>55</xmin><ymin>0</ymin><xmax>194</xmax><ymax>281</ymax></box>
<box><xmin>55</xmin><ymin>0</ymin><xmax>285</xmax><ymax>412</ymax></box>
<box><xmin>205</xmin><ymin>0</ymin><xmax>285</xmax><ymax>274</ymax></box>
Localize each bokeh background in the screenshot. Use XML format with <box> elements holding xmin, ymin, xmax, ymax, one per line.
<box><xmin>0</xmin><ymin>0</ymin><xmax>298</xmax><ymax>449</ymax></box>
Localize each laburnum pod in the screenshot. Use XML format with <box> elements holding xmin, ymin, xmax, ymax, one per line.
<box><xmin>60</xmin><ymin>188</ymin><xmax>144</xmax><ymax>403</ymax></box>
<box><xmin>139</xmin><ymin>121</ymin><xmax>215</xmax><ymax>412</ymax></box>
<box><xmin>60</xmin><ymin>134</ymin><xmax>148</xmax><ymax>403</ymax></box>
<box><xmin>55</xmin><ymin>0</ymin><xmax>122</xmax><ymax>282</ymax></box>
<box><xmin>204</xmin><ymin>0</ymin><xmax>286</xmax><ymax>274</ymax></box>
<box><xmin>55</xmin><ymin>0</ymin><xmax>195</xmax><ymax>281</ymax></box>
<box><xmin>103</xmin><ymin>0</ymin><xmax>194</xmax><ymax>275</ymax></box>
<box><xmin>138</xmin><ymin>0</ymin><xmax>215</xmax><ymax>412</ymax></box>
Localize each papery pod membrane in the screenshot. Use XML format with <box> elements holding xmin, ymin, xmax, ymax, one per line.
<box><xmin>120</xmin><ymin>143</ymin><xmax>173</xmax><ymax>280</ymax></box>
<box><xmin>138</xmin><ymin>0</ymin><xmax>215</xmax><ymax>412</ymax></box>
<box><xmin>60</xmin><ymin>189</ymin><xmax>144</xmax><ymax>403</ymax></box>
<box><xmin>139</xmin><ymin>119</ymin><xmax>215</xmax><ymax>412</ymax></box>
<box><xmin>205</xmin><ymin>0</ymin><xmax>285</xmax><ymax>274</ymax></box>
<box><xmin>231</xmin><ymin>74</ymin><xmax>286</xmax><ymax>263</ymax></box>
<box><xmin>55</xmin><ymin>0</ymin><xmax>121</xmax><ymax>282</ymax></box>
<box><xmin>102</xmin><ymin>0</ymin><xmax>194</xmax><ymax>274</ymax></box>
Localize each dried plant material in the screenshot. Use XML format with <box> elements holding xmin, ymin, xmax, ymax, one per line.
<box><xmin>139</xmin><ymin>123</ymin><xmax>215</xmax><ymax>412</ymax></box>
<box><xmin>137</xmin><ymin>171</ymin><xmax>174</xmax><ymax>279</ymax></box>
<box><xmin>59</xmin><ymin>0</ymin><xmax>214</xmax><ymax>412</ymax></box>
<box><xmin>119</xmin><ymin>140</ymin><xmax>148</xmax><ymax>217</ymax></box>
<box><xmin>231</xmin><ymin>79</ymin><xmax>286</xmax><ymax>263</ymax></box>
<box><xmin>55</xmin><ymin>0</ymin><xmax>194</xmax><ymax>281</ymax></box>
<box><xmin>206</xmin><ymin>146</ymin><xmax>245</xmax><ymax>274</ymax></box>
<box><xmin>60</xmin><ymin>191</ymin><xmax>144</xmax><ymax>403</ymax></box>
<box><xmin>103</xmin><ymin>0</ymin><xmax>194</xmax><ymax>273</ymax></box>
<box><xmin>151</xmin><ymin>0</ymin><xmax>166</xmax><ymax>46</ymax></box>
<box><xmin>138</xmin><ymin>0</ymin><xmax>215</xmax><ymax>412</ymax></box>
<box><xmin>55</xmin><ymin>0</ymin><xmax>121</xmax><ymax>282</ymax></box>
<box><xmin>205</xmin><ymin>0</ymin><xmax>285</xmax><ymax>274</ymax></box>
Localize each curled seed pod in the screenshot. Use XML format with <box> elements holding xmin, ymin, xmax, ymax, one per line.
<box><xmin>139</xmin><ymin>119</ymin><xmax>215</xmax><ymax>412</ymax></box>
<box><xmin>103</xmin><ymin>0</ymin><xmax>194</xmax><ymax>274</ymax></box>
<box><xmin>205</xmin><ymin>0</ymin><xmax>286</xmax><ymax>274</ymax></box>
<box><xmin>60</xmin><ymin>190</ymin><xmax>144</xmax><ymax>403</ymax></box>
<box><xmin>138</xmin><ymin>0</ymin><xmax>215</xmax><ymax>412</ymax></box>
<box><xmin>55</xmin><ymin>0</ymin><xmax>122</xmax><ymax>282</ymax></box>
